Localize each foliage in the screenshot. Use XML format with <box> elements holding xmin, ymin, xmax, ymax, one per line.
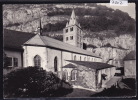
<box><xmin>6</xmin><ymin>22</ymin><xmax>21</xmax><ymax>27</ymax></box>
<box><xmin>44</xmin><ymin>5</ymin><xmax>135</xmax><ymax>38</ymax></box>
<box><xmin>43</xmin><ymin>20</ymin><xmax>67</xmax><ymax>32</ymax></box>
<box><xmin>3</xmin><ymin>67</ymin><xmax>73</xmax><ymax>98</ymax></box>
<box><xmin>102</xmin><ymin>43</ymin><xmax>112</xmax><ymax>47</ymax></box>
<box><xmin>3</xmin><ymin>52</ymin><xmax>7</xmax><ymax>68</ymax></box>
<box><xmin>87</xmin><ymin>44</ymin><xmax>97</xmax><ymax>48</ymax></box>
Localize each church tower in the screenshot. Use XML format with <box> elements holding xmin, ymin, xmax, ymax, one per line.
<box><xmin>63</xmin><ymin>9</ymin><xmax>84</xmax><ymax>48</ymax></box>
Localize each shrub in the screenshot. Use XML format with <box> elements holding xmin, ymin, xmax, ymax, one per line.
<box><xmin>3</xmin><ymin>67</ymin><xmax>73</xmax><ymax>98</ymax></box>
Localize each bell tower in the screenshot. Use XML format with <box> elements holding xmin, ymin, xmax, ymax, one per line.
<box><xmin>63</xmin><ymin>9</ymin><xmax>83</xmax><ymax>48</ymax></box>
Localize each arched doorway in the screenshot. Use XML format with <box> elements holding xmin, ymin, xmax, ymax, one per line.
<box><xmin>34</xmin><ymin>55</ymin><xmax>41</xmax><ymax>67</ymax></box>
<box><xmin>54</xmin><ymin>56</ymin><xmax>58</xmax><ymax>72</ymax></box>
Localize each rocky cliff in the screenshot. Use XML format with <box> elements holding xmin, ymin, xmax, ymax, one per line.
<box><xmin>3</xmin><ymin>4</ymin><xmax>136</xmax><ymax>62</ymax></box>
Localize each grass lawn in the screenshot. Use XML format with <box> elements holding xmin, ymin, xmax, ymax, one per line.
<box><xmin>64</xmin><ymin>88</ymin><xmax>97</xmax><ymax>97</ymax></box>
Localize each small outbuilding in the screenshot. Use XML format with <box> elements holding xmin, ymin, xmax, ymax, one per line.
<box><xmin>62</xmin><ymin>60</ymin><xmax>116</xmax><ymax>90</ymax></box>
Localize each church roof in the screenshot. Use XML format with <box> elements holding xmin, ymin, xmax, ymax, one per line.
<box><xmin>24</xmin><ymin>34</ymin><xmax>101</xmax><ymax>58</ymax></box>
<box><xmin>4</xmin><ymin>29</ymin><xmax>35</xmax><ymax>51</ymax></box>
<box><xmin>62</xmin><ymin>64</ymin><xmax>77</xmax><ymax>68</ymax></box>
<box><xmin>66</xmin><ymin>60</ymin><xmax>115</xmax><ymax>70</ymax></box>
<box><xmin>124</xmin><ymin>50</ymin><xmax>136</xmax><ymax>60</ymax></box>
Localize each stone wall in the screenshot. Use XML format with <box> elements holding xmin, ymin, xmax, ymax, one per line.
<box><xmin>124</xmin><ymin>60</ymin><xmax>136</xmax><ymax>77</ymax></box>
<box><xmin>63</xmin><ymin>64</ymin><xmax>97</xmax><ymax>90</ymax></box>
<box><xmin>97</xmin><ymin>67</ymin><xmax>116</xmax><ymax>88</ymax></box>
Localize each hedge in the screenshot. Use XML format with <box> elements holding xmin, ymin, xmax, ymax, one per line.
<box><xmin>3</xmin><ymin>67</ymin><xmax>73</xmax><ymax>98</ymax></box>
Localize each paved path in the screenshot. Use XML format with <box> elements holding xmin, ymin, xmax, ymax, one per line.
<box><xmin>64</xmin><ymin>88</ymin><xmax>97</xmax><ymax>97</ymax></box>
<box><xmin>105</xmin><ymin>76</ymin><xmax>122</xmax><ymax>88</ymax></box>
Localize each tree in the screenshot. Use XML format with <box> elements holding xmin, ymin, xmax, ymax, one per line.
<box><xmin>3</xmin><ymin>52</ymin><xmax>8</xmax><ymax>68</ymax></box>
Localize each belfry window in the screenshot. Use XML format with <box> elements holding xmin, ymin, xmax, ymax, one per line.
<box><xmin>66</xmin><ymin>37</ymin><xmax>68</xmax><ymax>41</ymax></box>
<box><xmin>70</xmin><ymin>27</ymin><xmax>73</xmax><ymax>31</ymax></box>
<box><xmin>66</xmin><ymin>29</ymin><xmax>68</xmax><ymax>33</ymax></box>
<box><xmin>34</xmin><ymin>55</ymin><xmax>41</xmax><ymax>67</ymax></box>
<box><xmin>70</xmin><ymin>36</ymin><xmax>73</xmax><ymax>40</ymax></box>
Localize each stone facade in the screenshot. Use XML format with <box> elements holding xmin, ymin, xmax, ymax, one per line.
<box><xmin>62</xmin><ymin>62</ymin><xmax>116</xmax><ymax>90</ymax></box>
<box><xmin>63</xmin><ymin>10</ymin><xmax>84</xmax><ymax>49</ymax></box>
<box><xmin>124</xmin><ymin>60</ymin><xmax>136</xmax><ymax>77</ymax></box>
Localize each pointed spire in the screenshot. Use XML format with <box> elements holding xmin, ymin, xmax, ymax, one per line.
<box><xmin>68</xmin><ymin>9</ymin><xmax>79</xmax><ymax>26</ymax></box>
<box><xmin>39</xmin><ymin>17</ymin><xmax>43</xmax><ymax>35</ymax></box>
<box><xmin>69</xmin><ymin>9</ymin><xmax>77</xmax><ymax>26</ymax></box>
<box><xmin>36</xmin><ymin>11</ymin><xmax>43</xmax><ymax>35</ymax></box>
<box><xmin>36</xmin><ymin>17</ymin><xmax>43</xmax><ymax>35</ymax></box>
<box><xmin>66</xmin><ymin>22</ymin><xmax>69</xmax><ymax>27</ymax></box>
<box><xmin>70</xmin><ymin>9</ymin><xmax>76</xmax><ymax>20</ymax></box>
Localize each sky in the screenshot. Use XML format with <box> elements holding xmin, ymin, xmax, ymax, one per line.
<box><xmin>98</xmin><ymin>3</ymin><xmax>136</xmax><ymax>19</ymax></box>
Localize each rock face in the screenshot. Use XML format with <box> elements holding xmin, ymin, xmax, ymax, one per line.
<box><xmin>3</xmin><ymin>4</ymin><xmax>136</xmax><ymax>63</ymax></box>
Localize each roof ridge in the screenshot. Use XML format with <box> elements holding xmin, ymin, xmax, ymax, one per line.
<box><xmin>40</xmin><ymin>35</ymin><xmax>101</xmax><ymax>58</ymax></box>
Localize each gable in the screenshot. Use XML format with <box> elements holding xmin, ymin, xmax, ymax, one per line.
<box><xmin>24</xmin><ymin>34</ymin><xmax>45</xmax><ymax>46</ymax></box>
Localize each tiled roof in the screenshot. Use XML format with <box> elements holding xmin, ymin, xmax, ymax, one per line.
<box><xmin>66</xmin><ymin>60</ymin><xmax>115</xmax><ymax>70</ymax></box>
<box><xmin>124</xmin><ymin>50</ymin><xmax>136</xmax><ymax>60</ymax></box>
<box><xmin>4</xmin><ymin>29</ymin><xmax>35</xmax><ymax>51</ymax></box>
<box><xmin>62</xmin><ymin>64</ymin><xmax>77</xmax><ymax>68</ymax></box>
<box><xmin>24</xmin><ymin>34</ymin><xmax>101</xmax><ymax>58</ymax></box>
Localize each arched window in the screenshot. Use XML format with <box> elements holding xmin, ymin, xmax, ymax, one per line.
<box><xmin>74</xmin><ymin>55</ymin><xmax>76</xmax><ymax>61</ymax></box>
<box><xmin>54</xmin><ymin>56</ymin><xmax>58</xmax><ymax>72</ymax></box>
<box><xmin>34</xmin><ymin>55</ymin><xmax>41</xmax><ymax>67</ymax></box>
<box><xmin>84</xmin><ymin>57</ymin><xmax>86</xmax><ymax>61</ymax></box>
<box><xmin>88</xmin><ymin>57</ymin><xmax>90</xmax><ymax>61</ymax></box>
<box><xmin>71</xmin><ymin>70</ymin><xmax>77</xmax><ymax>80</ymax></box>
<box><xmin>91</xmin><ymin>58</ymin><xmax>94</xmax><ymax>61</ymax></box>
<box><xmin>63</xmin><ymin>70</ymin><xmax>68</xmax><ymax>81</ymax></box>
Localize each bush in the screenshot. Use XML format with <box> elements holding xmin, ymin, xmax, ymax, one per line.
<box><xmin>3</xmin><ymin>67</ymin><xmax>73</xmax><ymax>98</ymax></box>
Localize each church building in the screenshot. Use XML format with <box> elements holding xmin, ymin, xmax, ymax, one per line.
<box><xmin>4</xmin><ymin>10</ymin><xmax>116</xmax><ymax>91</ymax></box>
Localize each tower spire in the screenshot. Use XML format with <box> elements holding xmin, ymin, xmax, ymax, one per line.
<box><xmin>39</xmin><ymin>17</ymin><xmax>43</xmax><ymax>35</ymax></box>
<box><xmin>68</xmin><ymin>9</ymin><xmax>79</xmax><ymax>26</ymax></box>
